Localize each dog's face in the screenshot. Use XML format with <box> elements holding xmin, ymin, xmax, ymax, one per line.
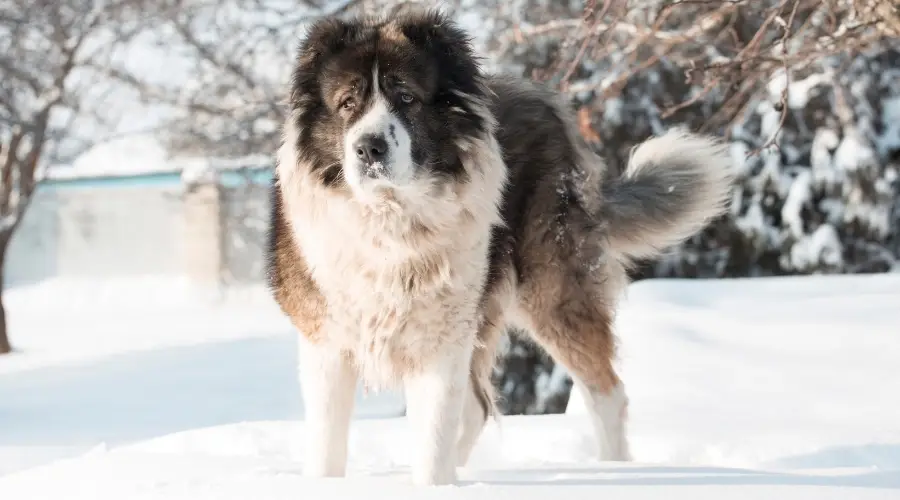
<box><xmin>286</xmin><ymin>10</ymin><xmax>489</xmax><ymax>203</ymax></box>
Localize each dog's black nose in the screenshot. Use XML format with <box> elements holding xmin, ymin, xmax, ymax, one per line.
<box><xmin>354</xmin><ymin>135</ymin><xmax>388</xmax><ymax>164</ymax></box>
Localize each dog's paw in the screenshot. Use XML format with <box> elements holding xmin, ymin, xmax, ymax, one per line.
<box><xmin>411</xmin><ymin>464</ymin><xmax>457</xmax><ymax>486</ymax></box>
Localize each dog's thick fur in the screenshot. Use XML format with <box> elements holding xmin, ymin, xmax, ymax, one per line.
<box><xmin>267</xmin><ymin>8</ymin><xmax>734</xmax><ymax>486</ymax></box>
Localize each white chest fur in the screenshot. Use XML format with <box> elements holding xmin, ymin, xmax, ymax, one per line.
<box><xmin>275</xmin><ymin>113</ymin><xmax>508</xmax><ymax>389</ymax></box>
<box><xmin>295</xmin><ymin>199</ymin><xmax>491</xmax><ymax>388</ymax></box>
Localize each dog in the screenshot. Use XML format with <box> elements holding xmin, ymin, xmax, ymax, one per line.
<box><xmin>266</xmin><ymin>8</ymin><xmax>734</xmax><ymax>486</ymax></box>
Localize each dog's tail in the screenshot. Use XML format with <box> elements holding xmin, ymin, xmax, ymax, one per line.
<box><xmin>599</xmin><ymin>129</ymin><xmax>735</xmax><ymax>261</ymax></box>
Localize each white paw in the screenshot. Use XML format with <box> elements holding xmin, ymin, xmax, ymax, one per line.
<box><xmin>411</xmin><ymin>464</ymin><xmax>457</xmax><ymax>486</ymax></box>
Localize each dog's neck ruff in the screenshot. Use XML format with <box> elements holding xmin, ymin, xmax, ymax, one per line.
<box><xmin>276</xmin><ymin>99</ymin><xmax>506</xmax><ymax>389</ymax></box>
<box><xmin>276</xmin><ymin>102</ymin><xmax>507</xmax><ymax>300</ymax></box>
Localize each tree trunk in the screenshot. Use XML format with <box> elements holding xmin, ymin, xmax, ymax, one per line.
<box><xmin>0</xmin><ymin>233</ymin><xmax>11</xmax><ymax>355</ymax></box>
<box><xmin>0</xmin><ymin>293</ymin><xmax>9</xmax><ymax>355</ymax></box>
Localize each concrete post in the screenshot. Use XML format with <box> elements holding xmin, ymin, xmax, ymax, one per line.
<box><xmin>182</xmin><ymin>181</ymin><xmax>223</xmax><ymax>286</ymax></box>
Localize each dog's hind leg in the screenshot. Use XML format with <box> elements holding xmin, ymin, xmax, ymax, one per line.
<box><xmin>515</xmin><ymin>278</ymin><xmax>631</xmax><ymax>462</ymax></box>
<box><xmin>456</xmin><ymin>277</ymin><xmax>513</xmax><ymax>467</ymax></box>
<box><xmin>456</xmin><ymin>375</ymin><xmax>490</xmax><ymax>467</ymax></box>
<box><xmin>456</xmin><ymin>319</ymin><xmax>504</xmax><ymax>467</ymax></box>
<box><xmin>571</xmin><ymin>377</ymin><xmax>630</xmax><ymax>461</ymax></box>
<box><xmin>297</xmin><ymin>336</ymin><xmax>358</xmax><ymax>477</ymax></box>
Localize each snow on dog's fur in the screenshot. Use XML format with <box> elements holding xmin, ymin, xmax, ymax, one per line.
<box><xmin>267</xmin><ymin>7</ymin><xmax>734</xmax><ymax>486</ymax></box>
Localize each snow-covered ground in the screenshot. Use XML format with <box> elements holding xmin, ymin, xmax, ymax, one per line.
<box><xmin>0</xmin><ymin>277</ymin><xmax>405</xmax><ymax>477</ymax></box>
<box><xmin>1</xmin><ymin>273</ymin><xmax>899</xmax><ymax>499</ymax></box>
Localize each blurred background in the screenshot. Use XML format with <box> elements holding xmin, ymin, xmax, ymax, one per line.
<box><xmin>1</xmin><ymin>0</ymin><xmax>898</xmax><ymax>476</ymax></box>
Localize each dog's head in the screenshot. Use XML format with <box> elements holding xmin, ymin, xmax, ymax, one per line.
<box><xmin>284</xmin><ymin>9</ymin><xmax>491</xmax><ymax>204</ymax></box>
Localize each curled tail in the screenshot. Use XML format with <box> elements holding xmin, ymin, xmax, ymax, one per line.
<box><xmin>600</xmin><ymin>129</ymin><xmax>735</xmax><ymax>261</ymax></box>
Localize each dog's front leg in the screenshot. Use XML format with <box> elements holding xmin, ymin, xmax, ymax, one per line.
<box><xmin>404</xmin><ymin>336</ymin><xmax>474</xmax><ymax>486</ymax></box>
<box><xmin>297</xmin><ymin>336</ymin><xmax>358</xmax><ymax>477</ymax></box>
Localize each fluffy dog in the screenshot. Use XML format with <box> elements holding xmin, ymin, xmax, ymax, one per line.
<box><xmin>267</xmin><ymin>8</ymin><xmax>733</xmax><ymax>486</ymax></box>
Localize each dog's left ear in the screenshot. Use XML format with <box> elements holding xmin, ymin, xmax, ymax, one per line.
<box><xmin>399</xmin><ymin>9</ymin><xmax>483</xmax><ymax>96</ymax></box>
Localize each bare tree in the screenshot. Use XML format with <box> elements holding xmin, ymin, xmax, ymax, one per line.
<box><xmin>0</xmin><ymin>0</ymin><xmax>155</xmax><ymax>354</ymax></box>
<box><xmin>504</xmin><ymin>0</ymin><xmax>897</xmax><ymax>142</ymax></box>
<box><xmin>100</xmin><ymin>0</ymin><xmax>363</xmax><ymax>160</ymax></box>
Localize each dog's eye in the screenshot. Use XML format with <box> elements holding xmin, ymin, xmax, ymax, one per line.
<box><xmin>340</xmin><ymin>98</ymin><xmax>356</xmax><ymax>111</ymax></box>
<box><xmin>399</xmin><ymin>92</ymin><xmax>414</xmax><ymax>104</ymax></box>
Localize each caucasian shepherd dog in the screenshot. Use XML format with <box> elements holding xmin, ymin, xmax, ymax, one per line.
<box><xmin>267</xmin><ymin>7</ymin><xmax>733</xmax><ymax>485</ymax></box>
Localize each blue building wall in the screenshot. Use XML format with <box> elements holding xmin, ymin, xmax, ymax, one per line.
<box><xmin>40</xmin><ymin>167</ymin><xmax>273</xmax><ymax>191</ymax></box>
<box><xmin>5</xmin><ymin>166</ymin><xmax>274</xmax><ymax>287</ymax></box>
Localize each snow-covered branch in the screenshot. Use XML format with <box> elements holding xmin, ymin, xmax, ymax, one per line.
<box><xmin>0</xmin><ymin>0</ymin><xmax>157</xmax><ymax>232</ymax></box>
<box><xmin>124</xmin><ymin>0</ymin><xmax>365</xmax><ymax>158</ymax></box>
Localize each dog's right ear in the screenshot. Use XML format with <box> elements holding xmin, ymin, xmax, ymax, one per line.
<box><xmin>295</xmin><ymin>18</ymin><xmax>352</xmax><ymax>68</ymax></box>
<box><xmin>290</xmin><ymin>18</ymin><xmax>353</xmax><ymax>109</ymax></box>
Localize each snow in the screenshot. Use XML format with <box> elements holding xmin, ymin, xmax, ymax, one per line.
<box><xmin>1</xmin><ymin>274</ymin><xmax>899</xmax><ymax>498</ymax></box>
<box><xmin>766</xmin><ymin>71</ymin><xmax>830</xmax><ymax>109</ymax></box>
<box><xmin>180</xmin><ymin>158</ymin><xmax>221</xmax><ymax>186</ymax></box>
<box><xmin>44</xmin><ymin>134</ymin><xmax>273</xmax><ymax>182</ymax></box>
<box><xmin>1</xmin><ymin>277</ymin><xmax>280</xmax><ymax>371</ymax></box>
<box><xmin>53</xmin><ymin>134</ymin><xmax>172</xmax><ymax>180</ymax></box>
<box><xmin>834</xmin><ymin>130</ymin><xmax>878</xmax><ymax>174</ymax></box>
<box><xmin>0</xmin><ymin>277</ymin><xmax>406</xmax><ymax>478</ymax></box>
<box><xmin>785</xmin><ymin>224</ymin><xmax>844</xmax><ymax>271</ymax></box>
<box><xmin>728</xmin><ymin>141</ymin><xmax>751</xmax><ymax>178</ymax></box>
<box><xmin>810</xmin><ymin>127</ymin><xmax>840</xmax><ymax>189</ymax></box>
<box><xmin>782</xmin><ymin>170</ymin><xmax>811</xmax><ymax>238</ymax></box>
